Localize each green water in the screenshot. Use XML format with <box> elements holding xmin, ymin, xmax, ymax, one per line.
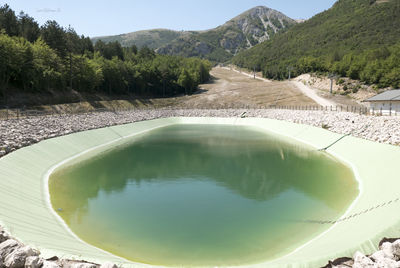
<box><xmin>49</xmin><ymin>124</ymin><xmax>358</xmax><ymax>267</ymax></box>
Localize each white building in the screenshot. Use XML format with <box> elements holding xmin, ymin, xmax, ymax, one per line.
<box><xmin>364</xmin><ymin>90</ymin><xmax>400</xmax><ymax>115</ymax></box>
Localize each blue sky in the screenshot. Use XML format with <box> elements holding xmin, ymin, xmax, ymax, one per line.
<box><xmin>4</xmin><ymin>0</ymin><xmax>337</xmax><ymax>37</ymax></box>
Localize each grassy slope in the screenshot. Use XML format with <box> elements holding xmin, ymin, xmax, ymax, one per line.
<box><xmin>232</xmin><ymin>0</ymin><xmax>400</xmax><ymax>77</ymax></box>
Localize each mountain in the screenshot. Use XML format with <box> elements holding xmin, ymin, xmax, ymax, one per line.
<box><xmin>157</xmin><ymin>6</ymin><xmax>296</xmax><ymax>62</ymax></box>
<box><xmin>232</xmin><ymin>0</ymin><xmax>400</xmax><ymax>88</ymax></box>
<box><xmin>92</xmin><ymin>6</ymin><xmax>297</xmax><ymax>62</ymax></box>
<box><xmin>91</xmin><ymin>29</ymin><xmax>187</xmax><ymax>50</ymax></box>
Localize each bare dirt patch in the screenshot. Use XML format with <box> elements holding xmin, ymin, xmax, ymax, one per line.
<box><xmin>175</xmin><ymin>67</ymin><xmax>316</xmax><ymax>108</ymax></box>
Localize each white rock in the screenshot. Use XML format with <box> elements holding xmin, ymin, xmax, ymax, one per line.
<box><xmin>4</xmin><ymin>246</ymin><xmax>40</xmax><ymax>268</ymax></box>
<box><xmin>67</xmin><ymin>263</ymin><xmax>97</xmax><ymax>268</ymax></box>
<box><xmin>393</xmin><ymin>240</ymin><xmax>400</xmax><ymax>260</ymax></box>
<box><xmin>24</xmin><ymin>256</ymin><xmax>43</xmax><ymax>268</ymax></box>
<box><xmin>374</xmin><ymin>258</ymin><xmax>400</xmax><ymax>268</ymax></box>
<box><xmin>371</xmin><ymin>250</ymin><xmax>386</xmax><ymax>262</ymax></box>
<box><xmin>100</xmin><ymin>262</ymin><xmax>117</xmax><ymax>268</ymax></box>
<box><xmin>0</xmin><ymin>229</ymin><xmax>9</xmax><ymax>243</ymax></box>
<box><xmin>382</xmin><ymin>242</ymin><xmax>396</xmax><ymax>260</ymax></box>
<box><xmin>0</xmin><ymin>239</ymin><xmax>20</xmax><ymax>259</ymax></box>
<box><xmin>353</xmin><ymin>251</ymin><xmax>375</xmax><ymax>268</ymax></box>
<box><xmin>41</xmin><ymin>261</ymin><xmax>60</xmax><ymax>268</ymax></box>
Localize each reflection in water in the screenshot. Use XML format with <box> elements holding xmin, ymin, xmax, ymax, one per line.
<box><xmin>49</xmin><ymin>124</ymin><xmax>358</xmax><ymax>266</ymax></box>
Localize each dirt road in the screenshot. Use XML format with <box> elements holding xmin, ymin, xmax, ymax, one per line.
<box><xmin>291</xmin><ymin>81</ymin><xmax>336</xmax><ymax>106</ymax></box>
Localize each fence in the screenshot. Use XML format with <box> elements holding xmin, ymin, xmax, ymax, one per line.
<box><xmin>0</xmin><ymin>104</ymin><xmax>374</xmax><ymax>121</ymax></box>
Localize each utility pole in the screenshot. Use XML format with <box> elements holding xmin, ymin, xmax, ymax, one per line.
<box><xmin>69</xmin><ymin>52</ymin><xmax>72</xmax><ymax>90</ymax></box>
<box><xmin>328</xmin><ymin>73</ymin><xmax>338</xmax><ymax>94</ymax></box>
<box><xmin>287</xmin><ymin>66</ymin><xmax>294</xmax><ymax>80</ymax></box>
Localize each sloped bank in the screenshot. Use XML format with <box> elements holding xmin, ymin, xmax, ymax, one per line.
<box><xmin>1</xmin><ymin>116</ymin><xmax>400</xmax><ymax>267</ymax></box>
<box><xmin>0</xmin><ymin>226</ymin><xmax>118</xmax><ymax>268</ymax></box>
<box><xmin>324</xmin><ymin>239</ymin><xmax>400</xmax><ymax>267</ymax></box>
<box><xmin>1</xmin><ymin>109</ymin><xmax>400</xmax><ymax>158</ymax></box>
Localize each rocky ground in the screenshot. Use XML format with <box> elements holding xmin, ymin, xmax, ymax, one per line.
<box><xmin>0</xmin><ymin>226</ymin><xmax>117</xmax><ymax>268</ymax></box>
<box><xmin>324</xmin><ymin>238</ymin><xmax>400</xmax><ymax>268</ymax></box>
<box><xmin>1</xmin><ymin>227</ymin><xmax>399</xmax><ymax>268</ymax></box>
<box><xmin>1</xmin><ymin>109</ymin><xmax>400</xmax><ymax>157</ymax></box>
<box><xmin>1</xmin><ymin>108</ymin><xmax>400</xmax><ymax>268</ymax></box>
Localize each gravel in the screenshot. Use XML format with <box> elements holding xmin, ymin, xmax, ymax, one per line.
<box><xmin>0</xmin><ymin>109</ymin><xmax>399</xmax><ymax>157</ymax></box>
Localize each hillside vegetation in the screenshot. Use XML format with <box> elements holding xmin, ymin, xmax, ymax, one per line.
<box><xmin>0</xmin><ymin>5</ymin><xmax>211</xmax><ymax>107</ymax></box>
<box><xmin>91</xmin><ymin>29</ymin><xmax>186</xmax><ymax>50</ymax></box>
<box><xmin>232</xmin><ymin>0</ymin><xmax>400</xmax><ymax>88</ymax></box>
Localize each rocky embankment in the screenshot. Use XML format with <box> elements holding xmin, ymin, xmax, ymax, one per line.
<box><xmin>1</xmin><ymin>108</ymin><xmax>400</xmax><ymax>267</ymax></box>
<box><xmin>325</xmin><ymin>238</ymin><xmax>400</xmax><ymax>268</ymax></box>
<box><xmin>0</xmin><ymin>226</ymin><xmax>117</xmax><ymax>268</ymax></box>
<box><xmin>1</xmin><ymin>109</ymin><xmax>400</xmax><ymax>157</ymax></box>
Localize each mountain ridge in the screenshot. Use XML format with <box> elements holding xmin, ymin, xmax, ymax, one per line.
<box><xmin>92</xmin><ymin>6</ymin><xmax>297</xmax><ymax>62</ymax></box>
<box><xmin>91</xmin><ymin>28</ymin><xmax>188</xmax><ymax>50</ymax></box>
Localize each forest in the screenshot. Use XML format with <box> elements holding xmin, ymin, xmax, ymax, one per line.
<box><xmin>232</xmin><ymin>0</ymin><xmax>400</xmax><ymax>89</ymax></box>
<box><xmin>0</xmin><ymin>4</ymin><xmax>211</xmax><ymax>107</ymax></box>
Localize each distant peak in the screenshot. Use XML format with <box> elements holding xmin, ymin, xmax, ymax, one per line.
<box><xmin>253</xmin><ymin>6</ymin><xmax>270</xmax><ymax>9</ymax></box>
<box><xmin>243</xmin><ymin>6</ymin><xmax>271</xmax><ymax>13</ymax></box>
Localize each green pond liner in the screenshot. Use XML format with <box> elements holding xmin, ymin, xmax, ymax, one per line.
<box><xmin>0</xmin><ymin>117</ymin><xmax>399</xmax><ymax>268</ymax></box>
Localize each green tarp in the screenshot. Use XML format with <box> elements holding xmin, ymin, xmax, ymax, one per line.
<box><xmin>0</xmin><ymin>117</ymin><xmax>399</xmax><ymax>268</ymax></box>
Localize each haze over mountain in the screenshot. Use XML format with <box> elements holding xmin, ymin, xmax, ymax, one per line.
<box><xmin>91</xmin><ymin>29</ymin><xmax>186</xmax><ymax>50</ymax></box>
<box><xmin>232</xmin><ymin>0</ymin><xmax>400</xmax><ymax>88</ymax></box>
<box><xmin>92</xmin><ymin>6</ymin><xmax>297</xmax><ymax>62</ymax></box>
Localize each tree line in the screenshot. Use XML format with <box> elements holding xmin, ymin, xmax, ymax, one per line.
<box><xmin>232</xmin><ymin>0</ymin><xmax>400</xmax><ymax>89</ymax></box>
<box><xmin>0</xmin><ymin>4</ymin><xmax>211</xmax><ymax>106</ymax></box>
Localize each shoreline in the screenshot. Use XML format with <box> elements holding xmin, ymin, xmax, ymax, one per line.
<box><xmin>1</xmin><ymin>110</ymin><xmax>400</xmax><ymax>268</ymax></box>
<box><xmin>1</xmin><ymin>109</ymin><xmax>399</xmax><ymax>158</ymax></box>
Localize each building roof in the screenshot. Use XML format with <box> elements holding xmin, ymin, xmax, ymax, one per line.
<box><xmin>365</xmin><ymin>89</ymin><xmax>400</xmax><ymax>102</ymax></box>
